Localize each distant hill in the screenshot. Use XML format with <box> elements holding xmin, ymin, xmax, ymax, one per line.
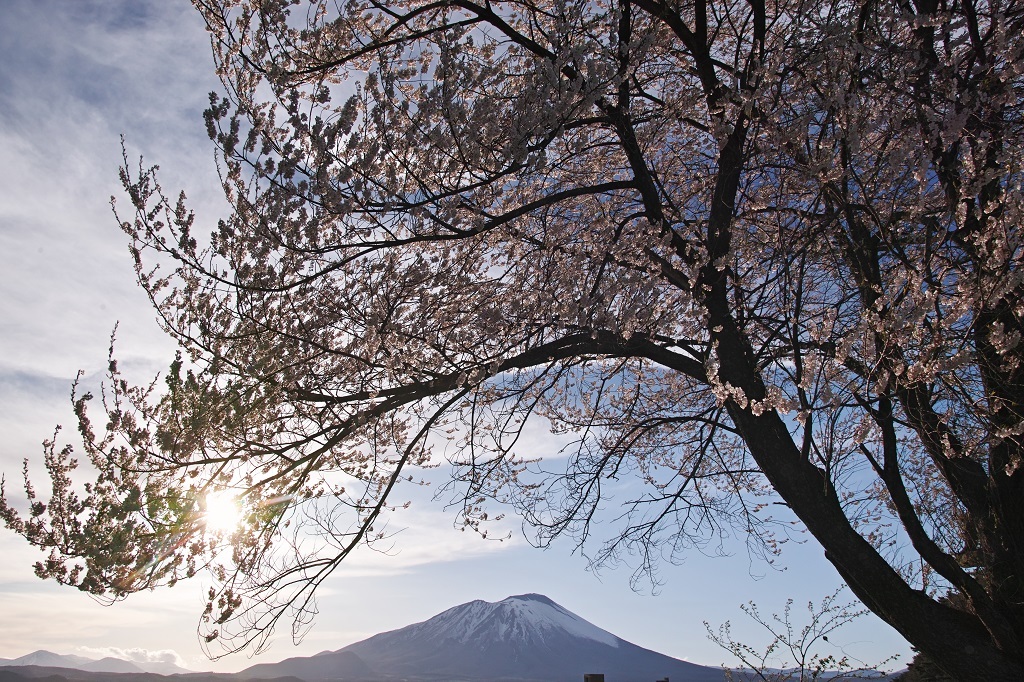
<box><xmin>241</xmin><ymin>651</ymin><xmax>374</xmax><ymax>681</ymax></box>
<box><xmin>80</xmin><ymin>658</ymin><xmax>146</xmax><ymax>674</ymax></box>
<box><xmin>0</xmin><ymin>653</ymin><xmax>92</xmax><ymax>670</ymax></box>
<box><xmin>0</xmin><ymin>651</ymin><xmax>189</xmax><ymax>676</ymax></box>
<box><xmin>0</xmin><ymin>667</ymin><xmax>303</xmax><ymax>682</ymax></box>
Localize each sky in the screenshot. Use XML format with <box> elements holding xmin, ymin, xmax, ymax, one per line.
<box><xmin>0</xmin><ymin>1</ymin><xmax>911</xmax><ymax>675</ymax></box>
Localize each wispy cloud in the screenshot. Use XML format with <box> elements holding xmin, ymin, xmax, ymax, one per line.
<box><xmin>327</xmin><ymin>506</ymin><xmax>522</xmax><ymax>579</ymax></box>
<box><xmin>0</xmin><ymin>0</ymin><xmax>219</xmax><ymax>381</ymax></box>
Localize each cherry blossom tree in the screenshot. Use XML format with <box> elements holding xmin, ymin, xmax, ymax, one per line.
<box><xmin>2</xmin><ymin>0</ymin><xmax>1022</xmax><ymax>678</ymax></box>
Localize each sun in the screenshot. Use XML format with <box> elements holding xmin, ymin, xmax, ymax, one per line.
<box><xmin>203</xmin><ymin>490</ymin><xmax>242</xmax><ymax>534</ymax></box>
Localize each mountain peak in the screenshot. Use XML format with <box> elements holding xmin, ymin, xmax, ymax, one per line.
<box><xmin>502</xmin><ymin>593</ymin><xmax>557</xmax><ymax>605</ymax></box>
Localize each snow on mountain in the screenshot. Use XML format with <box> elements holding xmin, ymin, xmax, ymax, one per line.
<box><xmin>407</xmin><ymin>593</ymin><xmax>620</xmax><ymax>648</ymax></box>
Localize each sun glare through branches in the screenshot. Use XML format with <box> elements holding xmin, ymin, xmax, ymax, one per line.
<box><xmin>203</xmin><ymin>490</ymin><xmax>242</xmax><ymax>535</ymax></box>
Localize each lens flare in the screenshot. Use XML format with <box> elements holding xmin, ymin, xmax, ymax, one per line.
<box><xmin>203</xmin><ymin>490</ymin><xmax>242</xmax><ymax>534</ymax></box>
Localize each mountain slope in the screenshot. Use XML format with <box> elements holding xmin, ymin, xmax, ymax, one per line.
<box><xmin>243</xmin><ymin>593</ymin><xmax>724</xmax><ymax>682</ymax></box>
<box><xmin>80</xmin><ymin>658</ymin><xmax>145</xmax><ymax>674</ymax></box>
<box><xmin>242</xmin><ymin>651</ymin><xmax>373</xmax><ymax>680</ymax></box>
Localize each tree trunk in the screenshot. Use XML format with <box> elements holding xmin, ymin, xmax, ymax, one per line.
<box><xmin>711</xmin><ymin>319</ymin><xmax>1024</xmax><ymax>680</ymax></box>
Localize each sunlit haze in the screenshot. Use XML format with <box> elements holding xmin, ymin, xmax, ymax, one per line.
<box><xmin>204</xmin><ymin>491</ymin><xmax>243</xmax><ymax>535</ymax></box>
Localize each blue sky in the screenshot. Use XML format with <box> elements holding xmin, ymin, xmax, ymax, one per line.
<box><xmin>0</xmin><ymin>1</ymin><xmax>910</xmax><ymax>674</ymax></box>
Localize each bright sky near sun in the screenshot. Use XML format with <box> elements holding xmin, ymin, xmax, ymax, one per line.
<box><xmin>0</xmin><ymin>1</ymin><xmax>911</xmax><ymax>675</ymax></box>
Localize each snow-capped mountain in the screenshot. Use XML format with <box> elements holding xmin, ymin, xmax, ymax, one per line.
<box><xmin>243</xmin><ymin>593</ymin><xmax>724</xmax><ymax>681</ymax></box>
<box><xmin>378</xmin><ymin>592</ymin><xmax>621</xmax><ymax>649</ymax></box>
